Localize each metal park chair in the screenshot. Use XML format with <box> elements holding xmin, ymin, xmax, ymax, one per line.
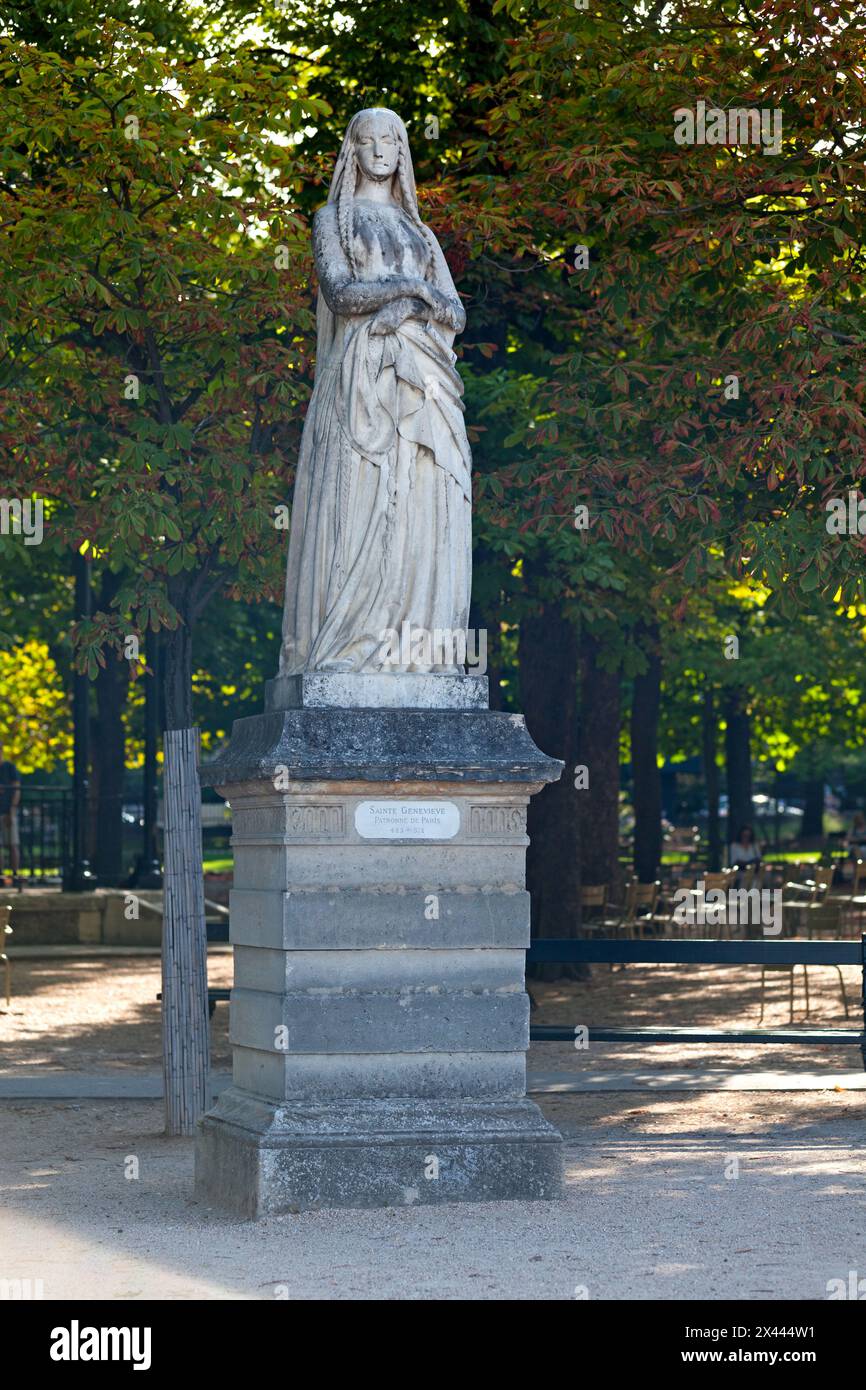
<box><xmin>610</xmin><ymin>880</ymin><xmax>662</xmax><ymax>939</ymax></box>
<box><xmin>604</xmin><ymin>879</ymin><xmax>662</xmax><ymax>972</ymax></box>
<box><xmin>783</xmin><ymin>864</ymin><xmax>835</xmax><ymax>935</ymax></box>
<box><xmin>578</xmin><ymin>884</ymin><xmax>609</xmax><ymax>936</ymax></box>
<box><xmin>671</xmin><ymin>869</ymin><xmax>734</xmax><ymax>939</ymax></box>
<box><xmin>759</xmin><ymin>868</ymin><xmax>848</xmax><ymax>1020</ymax></box>
<box><xmin>759</xmin><ymin>960</ymin><xmax>811</xmax><ymax>1023</ymax></box>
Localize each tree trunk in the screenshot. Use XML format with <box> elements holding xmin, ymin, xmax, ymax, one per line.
<box><xmin>660</xmin><ymin>764</ymin><xmax>678</xmax><ymax>820</ymax></box>
<box><xmin>702</xmin><ymin>687</ymin><xmax>721</xmax><ymax>872</ymax></box>
<box><xmin>801</xmin><ymin>777</ymin><xmax>824</xmax><ymax>841</ymax></box>
<box><xmin>631</xmin><ymin>624</ymin><xmax>662</xmax><ymax>882</ymax></box>
<box><xmin>518</xmin><ymin>589</ymin><xmax>582</xmax><ymax>979</ymax></box>
<box><xmin>164</xmin><ymin>591</ymin><xmax>195</xmax><ymax>730</ymax></box>
<box><xmin>724</xmin><ymin>687</ymin><xmax>753</xmax><ymax>849</ymax></box>
<box><xmin>92</xmin><ymin>571</ymin><xmax>130</xmax><ymax>885</ymax></box>
<box><xmin>133</xmin><ymin>629</ymin><xmax>163</xmax><ymax>887</ymax></box>
<box><xmin>468</xmin><ymin>594</ymin><xmax>500</xmax><ymax>711</ymax></box>
<box><xmin>68</xmin><ymin>550</ymin><xmax>96</xmax><ymax>891</ymax></box>
<box><xmin>92</xmin><ymin>653</ymin><xmax>130</xmax><ymax>885</ymax></box>
<box><xmin>577</xmin><ymin>627</ymin><xmax>622</xmax><ymax>891</ymax></box>
<box><xmin>160</xmin><ymin>584</ymin><xmax>209</xmax><ymax>1135</ymax></box>
<box><xmin>468</xmin><ymin>545</ymin><xmax>506</xmax><ymax>711</ymax></box>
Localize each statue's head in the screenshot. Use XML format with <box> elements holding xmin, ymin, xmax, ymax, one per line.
<box><xmin>350</xmin><ymin>108</ymin><xmax>404</xmax><ymax>183</ymax></box>
<box><xmin>325</xmin><ymin>108</ymin><xmax>426</xmax><ymax>278</ymax></box>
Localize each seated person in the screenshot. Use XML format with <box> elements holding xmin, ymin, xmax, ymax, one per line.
<box><xmin>729</xmin><ymin>823</ymin><xmax>761</xmax><ymax>871</ymax></box>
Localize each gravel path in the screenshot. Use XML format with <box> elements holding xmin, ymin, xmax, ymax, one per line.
<box><xmin>1</xmin><ymin>1094</ymin><xmax>864</xmax><ymax>1300</ymax></box>
<box><xmin>2</xmin><ymin>955</ymin><xmax>864</xmax><ymax>1299</ymax></box>
<box><xmin>1</xmin><ymin>953</ymin><xmax>861</xmax><ymax>1074</ymax></box>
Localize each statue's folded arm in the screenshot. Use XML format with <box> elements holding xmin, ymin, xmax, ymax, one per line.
<box><xmin>313</xmin><ymin>206</ymin><xmax>435</xmax><ymax>318</ymax></box>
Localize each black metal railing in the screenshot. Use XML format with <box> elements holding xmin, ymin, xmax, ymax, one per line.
<box><xmin>12</xmin><ymin>788</ymin><xmax>155</xmax><ymax>888</ymax></box>
<box><xmin>527</xmin><ymin>935</ymin><xmax>866</xmax><ymax>1068</ymax></box>
<box><xmin>15</xmin><ymin>787</ymin><xmax>70</xmax><ymax>886</ymax></box>
<box><xmin>10</xmin><ymin>786</ymin><xmax>230</xmax><ymax>888</ymax></box>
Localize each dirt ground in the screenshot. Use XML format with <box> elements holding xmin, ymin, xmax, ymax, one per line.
<box><xmin>0</xmin><ymin>951</ymin><xmax>861</xmax><ymax>1075</ymax></box>
<box><xmin>1</xmin><ymin>953</ymin><xmax>864</xmax><ymax>1299</ymax></box>
<box><xmin>0</xmin><ymin>952</ymin><xmax>234</xmax><ymax>1072</ymax></box>
<box><xmin>1</xmin><ymin>1091</ymin><xmax>864</xmax><ymax>1300</ymax></box>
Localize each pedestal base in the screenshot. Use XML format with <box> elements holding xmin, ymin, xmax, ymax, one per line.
<box><xmin>195</xmin><ymin>1089</ymin><xmax>563</xmax><ymax>1215</ymax></box>
<box><xmin>196</xmin><ymin>704</ymin><xmax>565</xmax><ymax>1216</ymax></box>
<box><xmin>265</xmin><ymin>671</ymin><xmax>488</xmax><ymax>711</ymax></box>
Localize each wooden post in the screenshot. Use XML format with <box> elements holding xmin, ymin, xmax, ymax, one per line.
<box><xmin>161</xmin><ymin>726</ymin><xmax>209</xmax><ymax>1136</ymax></box>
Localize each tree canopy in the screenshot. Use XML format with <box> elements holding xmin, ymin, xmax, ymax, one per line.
<box><xmin>1</xmin><ymin>0</ymin><xmax>865</xmax><ymax>868</ymax></box>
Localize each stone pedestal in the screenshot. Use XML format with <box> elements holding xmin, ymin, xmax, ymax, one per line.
<box><xmin>264</xmin><ymin>671</ymin><xmax>489</xmax><ymax>711</ymax></box>
<box><xmin>194</xmin><ymin>692</ymin><xmax>564</xmax><ymax>1215</ymax></box>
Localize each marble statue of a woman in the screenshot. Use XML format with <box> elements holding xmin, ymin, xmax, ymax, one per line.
<box><xmin>279</xmin><ymin>108</ymin><xmax>472</xmax><ymax>677</ymax></box>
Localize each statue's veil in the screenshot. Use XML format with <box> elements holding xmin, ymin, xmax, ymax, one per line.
<box><xmin>314</xmin><ymin>108</ymin><xmax>427</xmax><ymax>363</ymax></box>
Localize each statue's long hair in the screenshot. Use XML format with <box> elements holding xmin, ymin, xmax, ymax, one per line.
<box><xmin>316</xmin><ymin>108</ymin><xmax>442</xmax><ymax>360</ymax></box>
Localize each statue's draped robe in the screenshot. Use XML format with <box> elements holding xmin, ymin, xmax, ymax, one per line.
<box><xmin>281</xmin><ymin>203</ymin><xmax>472</xmax><ymax>674</ymax></box>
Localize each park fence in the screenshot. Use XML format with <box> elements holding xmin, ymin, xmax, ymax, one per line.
<box><xmin>11</xmin><ymin>787</ymin><xmax>140</xmax><ymax>887</ymax></box>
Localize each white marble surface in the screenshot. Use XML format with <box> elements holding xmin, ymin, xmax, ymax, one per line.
<box><xmin>265</xmin><ymin>671</ymin><xmax>488</xmax><ymax>710</ymax></box>
<box><xmin>279</xmin><ymin>108</ymin><xmax>473</xmax><ymax>680</ymax></box>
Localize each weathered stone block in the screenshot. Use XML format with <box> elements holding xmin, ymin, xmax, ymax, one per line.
<box><xmin>265</xmin><ymin>671</ymin><xmax>489</xmax><ymax>711</ymax></box>
<box><xmin>196</xmin><ymin>1091</ymin><xmax>564</xmax><ymax>1215</ymax></box>
<box><xmin>232</xmin><ymin>944</ymin><xmax>526</xmax><ymax>993</ymax></box>
<box><xmin>194</xmin><ymin>706</ymin><xmax>564</xmax><ymax>1213</ymax></box>
<box><xmin>227</xmin><ymin>886</ymin><xmax>530</xmax><ymax>950</ymax></box>
<box><xmin>228</xmin><ymin>986</ymin><xmax>528</xmax><ymax>1055</ymax></box>
<box><xmin>230</xmin><ymin>1049</ymin><xmax>526</xmax><ymax>1103</ymax></box>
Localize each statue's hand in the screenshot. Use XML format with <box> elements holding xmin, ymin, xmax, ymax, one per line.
<box><xmin>369</xmin><ymin>297</ymin><xmax>427</xmax><ymax>335</ymax></box>
<box><xmin>437</xmin><ymin>303</ymin><xmax>463</xmax><ymax>332</ymax></box>
<box><xmin>427</xmin><ymin>289</ymin><xmax>465</xmax><ymax>332</ymax></box>
<box><xmin>406</xmin><ymin>278</ymin><xmax>439</xmax><ymax>308</ymax></box>
<box><xmin>398</xmin><ymin>279</ymin><xmax>465</xmax><ymax>332</ymax></box>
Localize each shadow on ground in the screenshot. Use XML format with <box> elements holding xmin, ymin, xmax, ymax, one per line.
<box><xmin>0</xmin><ymin>1092</ymin><xmax>863</xmax><ymax>1300</ymax></box>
